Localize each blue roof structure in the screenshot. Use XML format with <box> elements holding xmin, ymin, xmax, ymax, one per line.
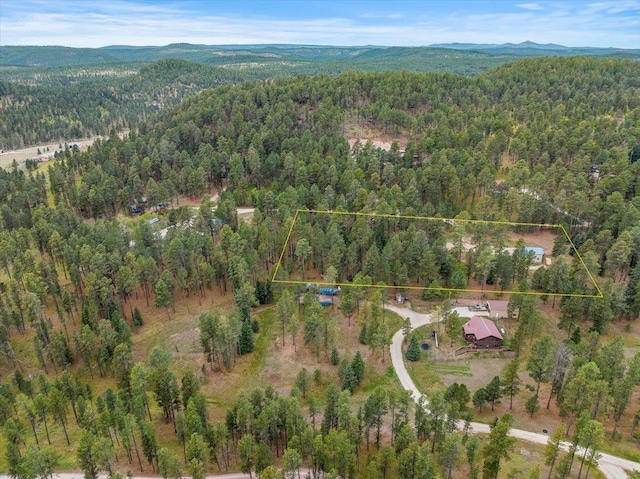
<box><xmin>524</xmin><ymin>247</ymin><xmax>545</xmax><ymax>255</ymax></box>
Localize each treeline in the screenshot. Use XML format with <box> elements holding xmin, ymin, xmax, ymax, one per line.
<box><xmin>3</xmin><ymin>47</ymin><xmax>638</xmax><ymax>150</ymax></box>
<box><xmin>0</xmin><ymin>59</ymin><xmax>251</xmax><ymax>149</ymax></box>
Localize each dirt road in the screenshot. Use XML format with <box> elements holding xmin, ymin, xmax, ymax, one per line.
<box><xmin>0</xmin><ymin>134</ymin><xmax>123</xmax><ymax>170</ymax></box>
<box><xmin>385</xmin><ymin>303</ymin><xmax>639</xmax><ymax>479</ymax></box>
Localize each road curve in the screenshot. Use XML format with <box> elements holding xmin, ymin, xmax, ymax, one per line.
<box><xmin>385</xmin><ymin>303</ymin><xmax>639</xmax><ymax>479</ymax></box>
<box><xmin>0</xmin><ymin>305</ymin><xmax>634</xmax><ymax>479</ymax></box>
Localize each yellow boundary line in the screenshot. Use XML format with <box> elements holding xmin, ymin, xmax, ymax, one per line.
<box><xmin>560</xmin><ymin>224</ymin><xmax>603</xmax><ymax>297</ymax></box>
<box><xmin>272</xmin><ymin>210</ymin><xmax>603</xmax><ymax>299</ymax></box>
<box><xmin>272</xmin><ymin>209</ymin><xmax>299</xmax><ymax>283</ymax></box>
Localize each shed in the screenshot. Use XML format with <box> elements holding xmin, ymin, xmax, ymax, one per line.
<box><xmin>319</xmin><ymin>287</ymin><xmax>340</xmax><ymax>296</ymax></box>
<box><xmin>318</xmin><ymin>295</ymin><xmax>333</xmax><ymax>307</ymax></box>
<box><xmin>462</xmin><ymin>316</ymin><xmax>503</xmax><ymax>348</ymax></box>
<box><xmin>524</xmin><ymin>247</ymin><xmax>544</xmax><ymax>263</ymax></box>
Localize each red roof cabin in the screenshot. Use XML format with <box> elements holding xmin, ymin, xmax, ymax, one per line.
<box><xmin>462</xmin><ymin>316</ymin><xmax>503</xmax><ymax>348</ymax></box>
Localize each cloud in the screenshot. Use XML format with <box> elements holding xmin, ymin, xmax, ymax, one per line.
<box><xmin>0</xmin><ymin>0</ymin><xmax>638</xmax><ymax>49</ymax></box>
<box><xmin>361</xmin><ymin>11</ymin><xmax>405</xmax><ymax>19</ymax></box>
<box><xmin>582</xmin><ymin>0</ymin><xmax>640</xmax><ymax>14</ymax></box>
<box><xmin>516</xmin><ymin>3</ymin><xmax>544</xmax><ymax>10</ymax></box>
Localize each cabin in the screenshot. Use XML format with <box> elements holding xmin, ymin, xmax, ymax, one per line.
<box><xmin>462</xmin><ymin>316</ymin><xmax>503</xmax><ymax>348</ymax></box>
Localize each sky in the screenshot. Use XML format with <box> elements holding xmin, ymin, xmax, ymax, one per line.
<box><xmin>0</xmin><ymin>0</ymin><xmax>639</xmax><ymax>49</ymax></box>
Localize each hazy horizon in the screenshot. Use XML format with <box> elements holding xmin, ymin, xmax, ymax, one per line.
<box><xmin>1</xmin><ymin>0</ymin><xmax>638</xmax><ymax>50</ymax></box>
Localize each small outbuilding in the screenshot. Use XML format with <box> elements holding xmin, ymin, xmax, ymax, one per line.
<box><xmin>462</xmin><ymin>316</ymin><xmax>503</xmax><ymax>348</ymax></box>
<box><xmin>524</xmin><ymin>246</ymin><xmax>544</xmax><ymax>263</ymax></box>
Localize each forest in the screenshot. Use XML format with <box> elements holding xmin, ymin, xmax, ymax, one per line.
<box><xmin>0</xmin><ymin>55</ymin><xmax>639</xmax><ymax>479</ymax></box>
<box><xmin>2</xmin><ymin>42</ymin><xmax>639</xmax><ymax>150</ymax></box>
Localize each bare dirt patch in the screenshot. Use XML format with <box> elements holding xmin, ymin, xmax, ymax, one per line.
<box><xmin>347</xmin><ymin>137</ymin><xmax>406</xmax><ymax>152</ymax></box>
<box><xmin>343</xmin><ymin>119</ymin><xmax>409</xmax><ymax>153</ymax></box>
<box><xmin>509</xmin><ymin>229</ymin><xmax>557</xmax><ymax>253</ymax></box>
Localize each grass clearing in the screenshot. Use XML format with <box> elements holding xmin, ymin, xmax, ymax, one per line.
<box><xmin>405</xmin><ymin>358</ymin><xmax>444</xmax><ymax>395</ymax></box>
<box><xmin>431</xmin><ymin>362</ymin><xmax>473</xmax><ymax>376</ymax></box>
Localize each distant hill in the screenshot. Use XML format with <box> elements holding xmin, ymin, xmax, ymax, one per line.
<box><xmin>1</xmin><ymin>42</ymin><xmax>638</xmax><ymax>149</ymax></box>
<box><xmin>429</xmin><ymin>40</ymin><xmax>640</xmax><ymax>56</ymax></box>
<box><xmin>2</xmin><ymin>42</ymin><xmax>638</xmax><ymax>68</ymax></box>
<box><xmin>0</xmin><ymin>44</ymin><xmax>373</xmax><ymax>67</ymax></box>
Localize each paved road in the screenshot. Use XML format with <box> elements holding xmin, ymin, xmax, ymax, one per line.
<box><xmin>2</xmin><ymin>304</ymin><xmax>634</xmax><ymax>479</ymax></box>
<box><xmin>385</xmin><ymin>303</ymin><xmax>639</xmax><ymax>479</ymax></box>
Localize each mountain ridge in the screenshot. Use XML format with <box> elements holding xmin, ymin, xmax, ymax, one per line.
<box><xmin>2</xmin><ymin>42</ymin><xmax>638</xmax><ymax>68</ymax></box>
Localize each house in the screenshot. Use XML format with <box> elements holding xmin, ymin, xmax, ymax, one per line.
<box><xmin>524</xmin><ymin>247</ymin><xmax>544</xmax><ymax>263</ymax></box>
<box><xmin>486</xmin><ymin>300</ymin><xmax>518</xmax><ymax>319</ymax></box>
<box><xmin>462</xmin><ymin>316</ymin><xmax>503</xmax><ymax>348</ymax></box>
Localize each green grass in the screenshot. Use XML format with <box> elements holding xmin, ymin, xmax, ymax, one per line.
<box><xmin>248</xmin><ymin>306</ymin><xmax>276</xmax><ymax>372</ymax></box>
<box><xmin>405</xmin><ymin>357</ymin><xmax>444</xmax><ymax>396</ymax></box>
<box><xmin>383</xmin><ymin>309</ymin><xmax>406</xmax><ymax>340</ymax></box>
<box><xmin>600</xmin><ymin>440</ymin><xmax>640</xmax><ymax>463</ymax></box>
<box><xmin>360</xmin><ymin>365</ymin><xmax>402</xmax><ymax>395</ymax></box>
<box><xmin>431</xmin><ymin>363</ymin><xmax>473</xmax><ymax>376</ymax></box>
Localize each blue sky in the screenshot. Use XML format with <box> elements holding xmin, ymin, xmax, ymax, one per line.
<box><xmin>1</xmin><ymin>0</ymin><xmax>638</xmax><ymax>49</ymax></box>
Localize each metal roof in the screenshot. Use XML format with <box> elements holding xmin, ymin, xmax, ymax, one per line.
<box><xmin>462</xmin><ymin>316</ymin><xmax>503</xmax><ymax>340</ymax></box>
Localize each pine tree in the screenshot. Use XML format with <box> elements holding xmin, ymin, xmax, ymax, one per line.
<box><xmin>238</xmin><ymin>320</ymin><xmax>254</xmax><ymax>355</ymax></box>
<box><xmin>482</xmin><ymin>414</ymin><xmax>516</xmax><ymax>479</ymax></box>
<box><xmin>295</xmin><ymin>368</ymin><xmax>310</xmax><ymax>398</ymax></box>
<box><xmin>351</xmin><ymin>351</ymin><xmax>365</xmax><ymax>384</ymax></box>
<box><xmin>255</xmin><ymin>280</ymin><xmax>267</xmax><ymax>305</ymax></box>
<box><xmin>501</xmin><ymin>359</ymin><xmax>521</xmax><ymax>410</ymax></box>
<box><xmin>132</xmin><ymin>307</ymin><xmax>143</xmax><ymax>327</ymax></box>
<box><xmin>525</xmin><ymin>394</ymin><xmax>540</xmax><ymax>418</ymax></box>
<box><xmin>154</xmin><ymin>279</ymin><xmax>172</xmax><ymax>320</ymax></box>
<box><xmin>544</xmin><ymin>426</ymin><xmax>564</xmax><ymax>479</ymax></box>
<box><xmin>359</xmin><ymin>322</ymin><xmax>368</xmax><ymax>344</ymax></box>
<box><xmin>341</xmin><ymin>364</ymin><xmax>357</xmax><ymax>393</ymax></box>
<box><xmin>473</xmin><ymin>388</ymin><xmax>487</xmax><ymax>412</ymax></box>
<box><xmin>158</xmin><ymin>447</ymin><xmax>182</xmax><ymax>479</ymax></box>
<box><xmin>405</xmin><ymin>335</ymin><xmax>421</xmax><ymax>361</ymax></box>
<box><xmin>331</xmin><ymin>347</ymin><xmax>340</xmax><ymax>365</ymax></box>
<box><xmin>484</xmin><ymin>376</ymin><xmax>503</xmax><ymax>411</ymax></box>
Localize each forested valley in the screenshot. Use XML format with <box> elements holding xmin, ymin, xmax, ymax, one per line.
<box><xmin>0</xmin><ymin>56</ymin><xmax>639</xmax><ymax>479</ymax></box>
<box><xmin>2</xmin><ymin>42</ymin><xmax>638</xmax><ymax>150</ymax></box>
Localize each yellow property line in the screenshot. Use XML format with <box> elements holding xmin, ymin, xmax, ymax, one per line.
<box><xmin>302</xmin><ymin>209</ymin><xmax>559</xmax><ymax>228</ymax></box>
<box><xmin>272</xmin><ymin>210</ymin><xmax>603</xmax><ymax>298</ymax></box>
<box><xmin>560</xmin><ymin>224</ymin><xmax>603</xmax><ymax>297</ymax></box>
<box><xmin>272</xmin><ymin>209</ymin><xmax>299</xmax><ymax>283</ymax></box>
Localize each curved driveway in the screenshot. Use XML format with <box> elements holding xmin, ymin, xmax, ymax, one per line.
<box><xmin>385</xmin><ymin>303</ymin><xmax>640</xmax><ymax>479</ymax></box>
